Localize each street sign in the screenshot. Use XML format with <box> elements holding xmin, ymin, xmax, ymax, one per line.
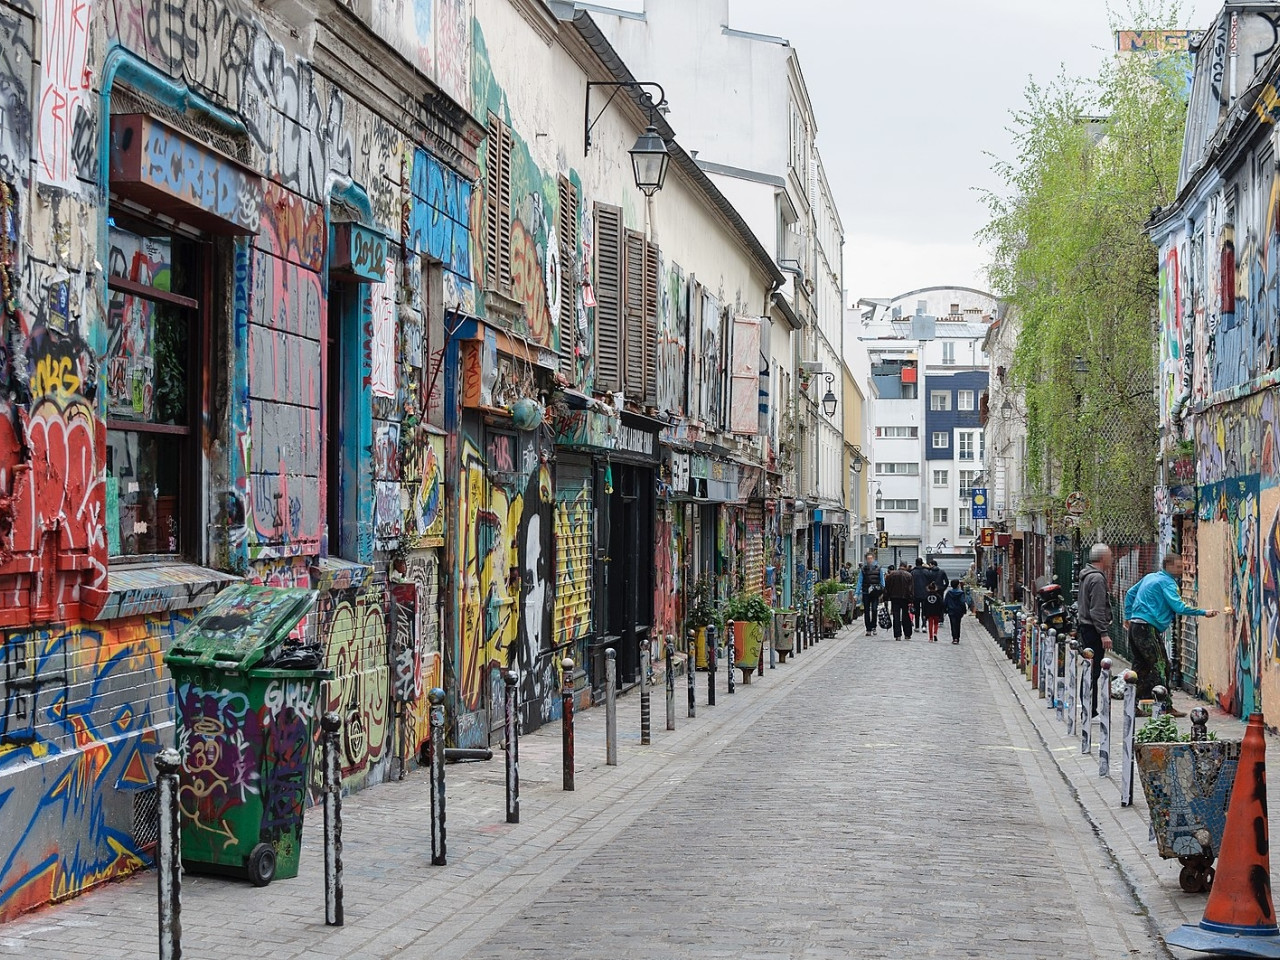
<box><xmin>971</xmin><ymin>487</ymin><xmax>988</xmax><ymax>519</ymax></box>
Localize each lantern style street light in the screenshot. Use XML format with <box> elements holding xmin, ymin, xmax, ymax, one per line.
<box><xmin>628</xmin><ymin>125</ymin><xmax>670</xmax><ymax>197</ymax></box>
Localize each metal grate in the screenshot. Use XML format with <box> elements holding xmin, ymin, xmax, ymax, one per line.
<box><xmin>110</xmin><ymin>86</ymin><xmax>250</xmax><ymax>163</ymax></box>
<box><xmin>132</xmin><ymin>787</ymin><xmax>160</xmax><ymax>850</ymax></box>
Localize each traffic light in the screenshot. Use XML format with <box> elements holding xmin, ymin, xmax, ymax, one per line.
<box><xmin>878</xmin><ymin>531</ymin><xmax>889</xmax><ymax>549</ymax></box>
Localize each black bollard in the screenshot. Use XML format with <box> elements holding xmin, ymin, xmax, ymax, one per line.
<box><xmin>606</xmin><ymin>649</ymin><xmax>618</xmax><ymax>765</ymax></box>
<box><xmin>640</xmin><ymin>638</ymin><xmax>652</xmax><ymax>746</ymax></box>
<box><xmin>707</xmin><ymin>624</ymin><xmax>717</xmax><ymax>707</ymax></box>
<box><xmin>428</xmin><ymin>687</ymin><xmax>447</xmax><ymax>865</ymax></box>
<box><xmin>504</xmin><ymin>670</ymin><xmax>519</xmax><ymax>823</ymax></box>
<box><xmin>1151</xmin><ymin>684</ymin><xmax>1167</xmax><ymax>720</ymax></box>
<box><xmin>562</xmin><ymin>657</ymin><xmax>575</xmax><ymax>790</ymax></box>
<box><xmin>1190</xmin><ymin>706</ymin><xmax>1210</xmax><ymax>741</ymax></box>
<box><xmin>665</xmin><ymin>636</ymin><xmax>676</xmax><ymax>731</ymax></box>
<box><xmin>727</xmin><ymin>620</ymin><xmax>736</xmax><ymax>696</ymax></box>
<box><xmin>156</xmin><ymin>748</ymin><xmax>182</xmax><ymax>960</ymax></box>
<box><xmin>321</xmin><ymin>711</ymin><xmax>343</xmax><ymax>926</ymax></box>
<box><xmin>686</xmin><ymin>629</ymin><xmax>696</xmax><ymax>718</ymax></box>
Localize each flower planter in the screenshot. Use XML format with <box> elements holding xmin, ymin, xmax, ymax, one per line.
<box><xmin>691</xmin><ymin>625</ymin><xmax>709</xmax><ymax>670</ymax></box>
<box><xmin>732</xmin><ymin>620</ymin><xmax>765</xmax><ymax>682</ymax></box>
<box><xmin>1135</xmin><ymin>739</ymin><xmax>1241</xmax><ymax>892</ymax></box>
<box><xmin>775</xmin><ymin>611</ymin><xmax>796</xmax><ymax>663</ymax></box>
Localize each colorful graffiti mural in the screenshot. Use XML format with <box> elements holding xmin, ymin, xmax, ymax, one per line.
<box><xmin>0</xmin><ymin>613</ymin><xmax>185</xmax><ymax>921</ymax></box>
<box><xmin>316</xmin><ymin>585</ymin><xmax>389</xmax><ymax>791</ymax></box>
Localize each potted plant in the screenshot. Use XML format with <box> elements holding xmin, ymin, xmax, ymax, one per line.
<box><xmin>686</xmin><ymin>576</ymin><xmax>716</xmax><ymax>671</ymax></box>
<box><xmin>1133</xmin><ymin>712</ymin><xmax>1238</xmax><ymax>893</ymax></box>
<box><xmin>720</xmin><ymin>592</ymin><xmax>771</xmax><ymax>684</ymax></box>
<box><xmin>815</xmin><ymin>579</ymin><xmax>845</xmax><ymax>636</ymax></box>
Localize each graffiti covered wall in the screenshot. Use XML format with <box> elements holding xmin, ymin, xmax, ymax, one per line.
<box><xmin>0</xmin><ymin>613</ymin><xmax>186</xmax><ymax>921</ymax></box>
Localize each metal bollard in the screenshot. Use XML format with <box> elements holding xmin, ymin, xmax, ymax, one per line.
<box><xmin>1080</xmin><ymin>649</ymin><xmax>1094</xmax><ymax>756</ymax></box>
<box><xmin>686</xmin><ymin>630</ymin><xmax>696</xmax><ymax>719</ymax></box>
<box><xmin>639</xmin><ymin>639</ymin><xmax>652</xmax><ymax>746</ymax></box>
<box><xmin>428</xmin><ymin>687</ymin><xmax>447</xmax><ymax>865</ymax></box>
<box><xmin>504</xmin><ymin>670</ymin><xmax>520</xmax><ymax>822</ymax></box>
<box><xmin>727</xmin><ymin>620</ymin><xmax>736</xmax><ymax>695</ymax></box>
<box><xmin>1098</xmin><ymin>657</ymin><xmax>1113</xmax><ymax>777</ymax></box>
<box><xmin>1190</xmin><ymin>706</ymin><xmax>1209</xmax><ymax>741</ymax></box>
<box><xmin>1151</xmin><ymin>684</ymin><xmax>1167</xmax><ymax>720</ymax></box>
<box><xmin>758</xmin><ymin>620</ymin><xmax>766</xmax><ymax>677</ymax></box>
<box><xmin>769</xmin><ymin>612</ymin><xmax>777</xmax><ymax>670</ymax></box>
<box><xmin>321</xmin><ymin>712</ymin><xmax>344</xmax><ymax>926</ymax></box>
<box><xmin>561</xmin><ymin>658</ymin><xmax>575</xmax><ymax>790</ymax></box>
<box><xmin>1121</xmin><ymin>670</ymin><xmax>1138</xmax><ymax>806</ymax></box>
<box><xmin>665</xmin><ymin>635</ymin><xmax>676</xmax><ymax>731</ymax></box>
<box><xmin>1099</xmin><ymin>657</ymin><xmax>1113</xmax><ymax>777</ymax></box>
<box><xmin>605</xmin><ymin>649</ymin><xmax>618</xmax><ymax>766</ymax></box>
<box><xmin>1054</xmin><ymin>631</ymin><xmax>1066</xmax><ymax>721</ymax></box>
<box><xmin>707</xmin><ymin>624</ymin><xmax>717</xmax><ymax>706</ymax></box>
<box><xmin>1066</xmin><ymin>639</ymin><xmax>1078</xmax><ymax>736</ymax></box>
<box><xmin>1036</xmin><ymin>623</ymin><xmax>1046</xmax><ymax>697</ymax></box>
<box><xmin>156</xmin><ymin>748</ymin><xmax>182</xmax><ymax>960</ymax></box>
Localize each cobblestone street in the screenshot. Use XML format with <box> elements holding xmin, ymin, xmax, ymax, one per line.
<box><xmin>1</xmin><ymin>619</ymin><xmax>1173</xmax><ymax>959</ymax></box>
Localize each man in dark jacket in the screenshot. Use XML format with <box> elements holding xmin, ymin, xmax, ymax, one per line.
<box><xmin>855</xmin><ymin>551</ymin><xmax>885</xmax><ymax>636</ymax></box>
<box><xmin>884</xmin><ymin>562</ymin><xmax>915</xmax><ymax>640</ymax></box>
<box><xmin>911</xmin><ymin>558</ymin><xmax>931</xmax><ymax>628</ymax></box>
<box><xmin>1076</xmin><ymin>543</ymin><xmax>1113</xmax><ymax>716</ymax></box>
<box><xmin>927</xmin><ymin>559</ymin><xmax>949</xmax><ymax>592</ymax></box>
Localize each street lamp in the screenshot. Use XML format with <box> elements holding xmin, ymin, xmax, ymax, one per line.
<box><xmin>584</xmin><ymin>81</ymin><xmax>671</xmax><ymax>196</ymax></box>
<box><xmin>818</xmin><ymin>371</ymin><xmax>838</xmax><ymax>418</ymax></box>
<box><xmin>628</xmin><ymin>126</ymin><xmax>670</xmax><ymax>197</ymax></box>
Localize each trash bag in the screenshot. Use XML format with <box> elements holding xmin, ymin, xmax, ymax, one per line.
<box><xmin>264</xmin><ymin>640</ymin><xmax>324</xmax><ymax>670</ymax></box>
<box><xmin>877</xmin><ymin>606</ymin><xmax>891</xmax><ymax>630</ymax></box>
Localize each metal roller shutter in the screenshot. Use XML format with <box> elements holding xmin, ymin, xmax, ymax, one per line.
<box><xmin>745</xmin><ymin>501</ymin><xmax>765</xmax><ymax>596</ymax></box>
<box><xmin>555</xmin><ymin>461</ymin><xmax>594</xmax><ymax>648</ymax></box>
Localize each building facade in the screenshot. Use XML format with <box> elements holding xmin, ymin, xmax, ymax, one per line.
<box><xmin>1149</xmin><ymin>3</ymin><xmax>1280</xmax><ymax>716</ymax></box>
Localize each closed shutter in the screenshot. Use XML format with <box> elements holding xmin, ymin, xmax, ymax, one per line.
<box><xmin>484</xmin><ymin>115</ymin><xmax>513</xmax><ymax>292</ymax></box>
<box><xmin>623</xmin><ymin>229</ymin><xmax>645</xmax><ymax>399</ymax></box>
<box><xmin>594</xmin><ymin>204</ymin><xmax>623</xmax><ymax>392</ymax></box>
<box><xmin>555</xmin><ymin>461</ymin><xmax>594</xmax><ymax>649</ymax></box>
<box><xmin>643</xmin><ymin>240</ymin><xmax>659</xmax><ymax>405</ymax></box>
<box><xmin>558</xmin><ymin>177</ymin><xmax>579</xmax><ymax>381</ymax></box>
<box><xmin>745</xmin><ymin>501</ymin><xmax>765</xmax><ymax>595</ymax></box>
<box><xmin>729</xmin><ymin>316</ymin><xmax>762</xmax><ymax>434</ymax></box>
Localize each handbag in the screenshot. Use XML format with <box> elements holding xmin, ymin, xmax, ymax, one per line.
<box><xmin>877</xmin><ymin>605</ymin><xmax>891</xmax><ymax>630</ymax></box>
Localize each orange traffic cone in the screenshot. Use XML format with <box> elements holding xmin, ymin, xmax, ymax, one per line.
<box><xmin>1166</xmin><ymin>713</ymin><xmax>1280</xmax><ymax>957</ymax></box>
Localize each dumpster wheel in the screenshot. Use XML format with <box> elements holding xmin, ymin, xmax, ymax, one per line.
<box><xmin>1178</xmin><ymin>859</ymin><xmax>1214</xmax><ymax>894</ymax></box>
<box><xmin>248</xmin><ymin>843</ymin><xmax>277</xmax><ymax>887</ymax></box>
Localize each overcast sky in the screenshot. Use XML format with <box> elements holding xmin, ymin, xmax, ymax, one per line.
<box><xmin>715</xmin><ymin>0</ymin><xmax>1223</xmax><ymax>306</ymax></box>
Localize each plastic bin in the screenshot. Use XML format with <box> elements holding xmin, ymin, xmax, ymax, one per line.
<box><xmin>164</xmin><ymin>584</ymin><xmax>326</xmax><ymax>886</ymax></box>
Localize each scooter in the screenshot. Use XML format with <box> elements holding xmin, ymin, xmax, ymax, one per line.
<box><xmin>1036</xmin><ymin>582</ymin><xmax>1069</xmax><ymax>633</ymax></box>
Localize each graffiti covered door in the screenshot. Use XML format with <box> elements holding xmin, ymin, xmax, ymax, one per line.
<box><xmin>554</xmin><ymin>458</ymin><xmax>594</xmax><ymax>715</ymax></box>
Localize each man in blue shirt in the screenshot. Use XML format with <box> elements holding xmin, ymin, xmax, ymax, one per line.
<box><xmin>1124</xmin><ymin>553</ymin><xmax>1218</xmax><ymax>715</ymax></box>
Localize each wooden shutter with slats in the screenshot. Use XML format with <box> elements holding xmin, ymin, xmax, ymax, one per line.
<box><xmin>643</xmin><ymin>240</ymin><xmax>659</xmax><ymax>405</ymax></box>
<box><xmin>593</xmin><ymin>203</ymin><xmax>623</xmax><ymax>392</ymax></box>
<box><xmin>623</xmin><ymin>229</ymin><xmax>645</xmax><ymax>399</ymax></box>
<box><xmin>558</xmin><ymin>177</ymin><xmax>578</xmax><ymax>381</ymax></box>
<box><xmin>484</xmin><ymin>115</ymin><xmax>513</xmax><ymax>293</ymax></box>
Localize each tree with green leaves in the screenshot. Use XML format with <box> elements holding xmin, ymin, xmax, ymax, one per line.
<box><xmin>981</xmin><ymin>6</ymin><xmax>1190</xmax><ymax>541</ymax></box>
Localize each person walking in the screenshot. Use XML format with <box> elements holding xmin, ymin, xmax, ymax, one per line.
<box><xmin>855</xmin><ymin>551</ymin><xmax>885</xmax><ymax>637</ymax></box>
<box><xmin>911</xmin><ymin>558</ymin><xmax>931</xmax><ymax>628</ymax></box>
<box><xmin>923</xmin><ymin>580</ymin><xmax>944</xmax><ymax>641</ymax></box>
<box><xmin>1124</xmin><ymin>553</ymin><xmax>1218</xmax><ymax>716</ymax></box>
<box><xmin>944</xmin><ymin>578</ymin><xmax>968</xmax><ymax>644</ymax></box>
<box><xmin>1076</xmin><ymin>543</ymin><xmax>1114</xmax><ymax>716</ymax></box>
<box><xmin>884</xmin><ymin>562</ymin><xmax>915</xmax><ymax>640</ymax></box>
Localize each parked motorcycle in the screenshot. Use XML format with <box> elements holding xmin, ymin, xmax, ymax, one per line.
<box><xmin>1036</xmin><ymin>581</ymin><xmax>1070</xmax><ymax>633</ymax></box>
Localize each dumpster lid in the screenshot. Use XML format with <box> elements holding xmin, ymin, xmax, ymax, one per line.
<box><xmin>165</xmin><ymin>584</ymin><xmax>318</xmax><ymax>670</ymax></box>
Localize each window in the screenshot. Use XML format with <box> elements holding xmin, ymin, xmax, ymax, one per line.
<box><xmin>930</xmin><ymin>390</ymin><xmax>951</xmax><ymax>411</ymax></box>
<box><xmin>959</xmin><ymin>470</ymin><xmax>979</xmax><ymax>499</ymax></box>
<box><xmin>106</xmin><ymin>213</ymin><xmax>202</xmax><ymax>557</ymax></box>
<box><xmin>932</xmin><ymin>431</ymin><xmax>949</xmax><ymax>449</ymax></box>
<box><xmin>942</xmin><ymin>341</ymin><xmax>955</xmax><ymax>365</ymax></box>
<box><xmin>932</xmin><ymin>469</ymin><xmax>949</xmax><ymax>487</ymax></box>
<box><xmin>484</xmin><ymin>114</ymin><xmax>514</xmax><ymax>293</ymax></box>
<box><xmin>593</xmin><ymin>203</ymin><xmax>624</xmax><ymax>391</ymax></box>
<box><xmin>979</xmin><ymin>430</ymin><xmax>986</xmax><ymax>460</ymax></box>
<box><xmin>958</xmin><ymin>431</ymin><xmax>975</xmax><ymax>461</ymax></box>
<box><xmin>877</xmin><ymin>426</ymin><xmax>918</xmax><ymax>438</ymax></box>
<box><xmin>957</xmin><ymin>389</ymin><xmax>975</xmax><ymax>411</ymax></box>
<box><xmin>901</xmin><ymin>381</ymin><xmax>917</xmax><ymax>399</ymax></box>
<box><xmin>876</xmin><ymin>462</ymin><xmax>919</xmax><ymax>475</ymax></box>
<box><xmin>880</xmin><ymin>499</ymin><xmax>919</xmax><ymax>512</ymax></box>
<box><xmin>949</xmin><ymin>302</ymin><xmax>960</xmax><ymax>315</ymax></box>
<box><xmin>933</xmin><ymin>508</ymin><xmax>949</xmax><ymax>525</ymax></box>
<box><xmin>959</xmin><ymin>505</ymin><xmax>974</xmax><ymax>537</ymax></box>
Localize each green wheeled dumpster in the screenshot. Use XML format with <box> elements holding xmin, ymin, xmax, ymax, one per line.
<box><xmin>164</xmin><ymin>584</ymin><xmax>328</xmax><ymax>886</ymax></box>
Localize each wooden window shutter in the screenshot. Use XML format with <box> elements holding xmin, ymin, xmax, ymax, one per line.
<box><xmin>593</xmin><ymin>203</ymin><xmax>623</xmax><ymax>392</ymax></box>
<box><xmin>484</xmin><ymin>115</ymin><xmax>513</xmax><ymax>293</ymax></box>
<box><xmin>623</xmin><ymin>229</ymin><xmax>645</xmax><ymax>399</ymax></box>
<box><xmin>497</xmin><ymin>122</ymin><xmax>513</xmax><ymax>290</ymax></box>
<box><xmin>558</xmin><ymin>177</ymin><xmax>578</xmax><ymax>381</ymax></box>
<box><xmin>643</xmin><ymin>240</ymin><xmax>659</xmax><ymax>405</ymax></box>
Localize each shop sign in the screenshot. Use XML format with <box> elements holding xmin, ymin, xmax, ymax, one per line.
<box><xmin>979</xmin><ymin>527</ymin><xmax>996</xmax><ymax>546</ymax></box>
<box><xmin>330</xmin><ymin>223</ymin><xmax>388</xmax><ymax>282</ymax></box>
<box><xmin>615</xmin><ymin>423</ymin><xmax>655</xmax><ymax>457</ymax></box>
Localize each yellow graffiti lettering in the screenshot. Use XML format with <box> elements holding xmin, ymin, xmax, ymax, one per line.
<box><xmin>31</xmin><ymin>354</ymin><xmax>81</xmax><ymax>401</ymax></box>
